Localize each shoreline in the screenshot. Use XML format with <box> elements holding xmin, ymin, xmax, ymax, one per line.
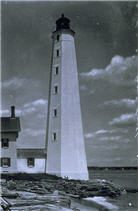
<box><xmin>1</xmin><ymin>191</ymin><xmax>119</xmax><ymax>211</ymax></box>
<box><xmin>71</xmin><ymin>196</ymin><xmax>119</xmax><ymax>211</ymax></box>
<box><xmin>1</xmin><ymin>172</ymin><xmax>137</xmax><ymax>210</ymax></box>
<box><xmin>0</xmin><ymin>173</ymin><xmax>122</xmax><ymax>210</ymax></box>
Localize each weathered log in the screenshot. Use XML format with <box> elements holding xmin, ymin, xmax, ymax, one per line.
<box><xmin>19</xmin><ymin>195</ymin><xmax>71</xmax><ymax>208</ymax></box>
<box><xmin>15</xmin><ymin>187</ymin><xmax>50</xmax><ymax>195</ymax></box>
<box><xmin>0</xmin><ymin>197</ymin><xmax>11</xmax><ymax>210</ymax></box>
<box><xmin>10</xmin><ymin>200</ymin><xmax>50</xmax><ymax>207</ymax></box>
<box><xmin>9</xmin><ymin>196</ymin><xmax>71</xmax><ymax>208</ymax></box>
<box><xmin>2</xmin><ymin>192</ymin><xmax>20</xmax><ymax>199</ymax></box>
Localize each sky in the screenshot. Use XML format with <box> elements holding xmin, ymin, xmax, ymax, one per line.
<box><xmin>1</xmin><ymin>1</ymin><xmax>137</xmax><ymax>167</ymax></box>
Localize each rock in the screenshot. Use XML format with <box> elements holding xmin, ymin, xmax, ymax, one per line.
<box><xmin>2</xmin><ymin>192</ymin><xmax>20</xmax><ymax>199</ymax></box>
<box><xmin>53</xmin><ymin>190</ymin><xmax>59</xmax><ymax>195</ymax></box>
<box><xmin>58</xmin><ymin>197</ymin><xmax>71</xmax><ymax>208</ymax></box>
<box><xmin>121</xmin><ymin>189</ymin><xmax>127</xmax><ymax>194</ymax></box>
<box><xmin>7</xmin><ymin>180</ymin><xmax>17</xmax><ymax>190</ymax></box>
<box><xmin>0</xmin><ymin>179</ymin><xmax>6</xmax><ymax>184</ymax></box>
<box><xmin>1</xmin><ymin>175</ymin><xmax>122</xmax><ymax>211</ymax></box>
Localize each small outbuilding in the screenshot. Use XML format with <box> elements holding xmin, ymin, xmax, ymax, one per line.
<box><xmin>17</xmin><ymin>148</ymin><xmax>46</xmax><ymax>173</ymax></box>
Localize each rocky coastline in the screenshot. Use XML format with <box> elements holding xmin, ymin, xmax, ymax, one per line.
<box><xmin>1</xmin><ymin>173</ymin><xmax>137</xmax><ymax>210</ymax></box>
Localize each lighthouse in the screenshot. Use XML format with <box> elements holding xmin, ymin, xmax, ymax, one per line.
<box><xmin>46</xmin><ymin>14</ymin><xmax>89</xmax><ymax>180</ymax></box>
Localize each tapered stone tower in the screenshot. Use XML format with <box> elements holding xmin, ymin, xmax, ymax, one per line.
<box><xmin>46</xmin><ymin>14</ymin><xmax>89</xmax><ymax>180</ymax></box>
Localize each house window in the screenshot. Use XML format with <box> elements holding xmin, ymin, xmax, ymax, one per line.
<box><xmin>53</xmin><ymin>132</ymin><xmax>57</xmax><ymax>141</ymax></box>
<box><xmin>53</xmin><ymin>108</ymin><xmax>57</xmax><ymax>117</ymax></box>
<box><xmin>56</xmin><ymin>49</ymin><xmax>59</xmax><ymax>57</ymax></box>
<box><xmin>1</xmin><ymin>138</ymin><xmax>9</xmax><ymax>148</ymax></box>
<box><xmin>56</xmin><ymin>66</ymin><xmax>59</xmax><ymax>75</ymax></box>
<box><xmin>54</xmin><ymin>85</ymin><xmax>58</xmax><ymax>94</ymax></box>
<box><xmin>1</xmin><ymin>158</ymin><xmax>10</xmax><ymax>167</ymax></box>
<box><xmin>57</xmin><ymin>35</ymin><xmax>60</xmax><ymax>41</ymax></box>
<box><xmin>27</xmin><ymin>158</ymin><xmax>35</xmax><ymax>167</ymax></box>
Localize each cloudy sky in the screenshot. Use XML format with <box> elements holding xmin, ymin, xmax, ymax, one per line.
<box><xmin>1</xmin><ymin>1</ymin><xmax>137</xmax><ymax>166</ymax></box>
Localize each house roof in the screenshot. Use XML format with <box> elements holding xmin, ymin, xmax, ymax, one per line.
<box><xmin>1</xmin><ymin>117</ymin><xmax>21</xmax><ymax>132</ymax></box>
<box><xmin>17</xmin><ymin>149</ymin><xmax>47</xmax><ymax>158</ymax></box>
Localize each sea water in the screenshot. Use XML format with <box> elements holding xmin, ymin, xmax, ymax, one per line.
<box><xmin>58</xmin><ymin>169</ymin><xmax>137</xmax><ymax>210</ymax></box>
<box><xmin>89</xmin><ymin>169</ymin><xmax>138</xmax><ymax>210</ymax></box>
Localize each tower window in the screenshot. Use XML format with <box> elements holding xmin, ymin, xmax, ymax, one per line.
<box><xmin>54</xmin><ymin>85</ymin><xmax>58</xmax><ymax>94</ymax></box>
<box><xmin>56</xmin><ymin>49</ymin><xmax>59</xmax><ymax>57</ymax></box>
<box><xmin>53</xmin><ymin>132</ymin><xmax>57</xmax><ymax>141</ymax></box>
<box><xmin>27</xmin><ymin>158</ymin><xmax>35</xmax><ymax>167</ymax></box>
<box><xmin>1</xmin><ymin>158</ymin><xmax>10</xmax><ymax>167</ymax></box>
<box><xmin>53</xmin><ymin>108</ymin><xmax>57</xmax><ymax>117</ymax></box>
<box><xmin>1</xmin><ymin>138</ymin><xmax>9</xmax><ymax>148</ymax></box>
<box><xmin>57</xmin><ymin>35</ymin><xmax>60</xmax><ymax>41</ymax></box>
<box><xmin>56</xmin><ymin>66</ymin><xmax>59</xmax><ymax>75</ymax></box>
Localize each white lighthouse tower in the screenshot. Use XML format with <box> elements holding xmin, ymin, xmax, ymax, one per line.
<box><xmin>46</xmin><ymin>14</ymin><xmax>89</xmax><ymax>180</ymax></box>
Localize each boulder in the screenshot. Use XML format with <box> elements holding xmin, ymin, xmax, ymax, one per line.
<box><xmin>7</xmin><ymin>180</ymin><xmax>17</xmax><ymax>190</ymax></box>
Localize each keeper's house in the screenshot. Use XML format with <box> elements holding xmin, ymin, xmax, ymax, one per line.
<box><xmin>0</xmin><ymin>106</ymin><xmax>46</xmax><ymax>174</ymax></box>
<box><xmin>0</xmin><ymin>106</ymin><xmax>20</xmax><ymax>173</ymax></box>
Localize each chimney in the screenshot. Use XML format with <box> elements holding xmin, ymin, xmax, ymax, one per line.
<box><xmin>11</xmin><ymin>106</ymin><xmax>15</xmax><ymax>118</ymax></box>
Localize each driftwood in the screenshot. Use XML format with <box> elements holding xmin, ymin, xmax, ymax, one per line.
<box><xmin>16</xmin><ymin>195</ymin><xmax>71</xmax><ymax>208</ymax></box>
<box><xmin>8</xmin><ymin>197</ymin><xmax>71</xmax><ymax>208</ymax></box>
<box><xmin>9</xmin><ymin>199</ymin><xmax>53</xmax><ymax>207</ymax></box>
<box><xmin>2</xmin><ymin>192</ymin><xmax>20</xmax><ymax>199</ymax></box>
<box><xmin>0</xmin><ymin>197</ymin><xmax>11</xmax><ymax>210</ymax></box>
<box><xmin>16</xmin><ymin>188</ymin><xmax>49</xmax><ymax>195</ymax></box>
<box><xmin>10</xmin><ymin>205</ymin><xmax>72</xmax><ymax>211</ymax></box>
